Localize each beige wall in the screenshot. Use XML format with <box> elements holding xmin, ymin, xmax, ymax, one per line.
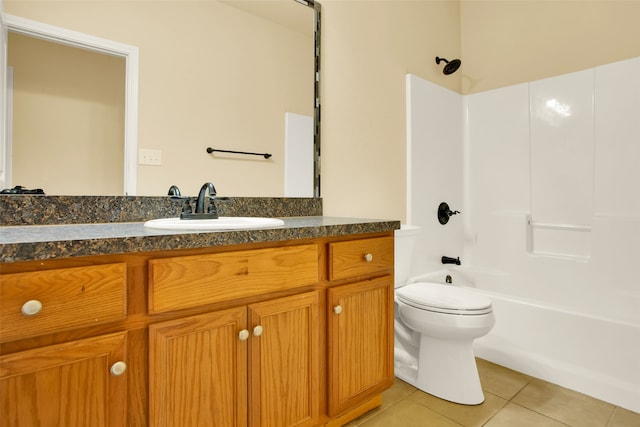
<box><xmin>460</xmin><ymin>0</ymin><xmax>640</xmax><ymax>94</ymax></box>
<box><xmin>8</xmin><ymin>33</ymin><xmax>125</xmax><ymax>195</ymax></box>
<box><xmin>321</xmin><ymin>0</ymin><xmax>640</xmax><ymax>221</ymax></box>
<box><xmin>5</xmin><ymin>1</ymin><xmax>312</xmax><ymax>196</ymax></box>
<box><xmin>321</xmin><ymin>0</ymin><xmax>461</xmax><ymax>221</ymax></box>
<box><xmin>5</xmin><ymin>1</ymin><xmax>640</xmax><ymax>218</ymax></box>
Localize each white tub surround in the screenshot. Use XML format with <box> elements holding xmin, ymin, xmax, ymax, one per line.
<box><xmin>405</xmin><ymin>56</ymin><xmax>640</xmax><ymax>413</ymax></box>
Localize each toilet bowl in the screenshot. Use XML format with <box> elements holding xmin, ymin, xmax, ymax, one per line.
<box><xmin>394</xmin><ymin>225</ymin><xmax>495</xmax><ymax>405</ymax></box>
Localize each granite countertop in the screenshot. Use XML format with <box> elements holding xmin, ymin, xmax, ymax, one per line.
<box><xmin>0</xmin><ymin>216</ymin><xmax>400</xmax><ymax>263</ymax></box>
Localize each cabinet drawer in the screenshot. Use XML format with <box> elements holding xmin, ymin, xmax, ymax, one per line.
<box><xmin>149</xmin><ymin>244</ymin><xmax>318</xmax><ymax>313</ymax></box>
<box><xmin>329</xmin><ymin>237</ymin><xmax>393</xmax><ymax>281</ymax></box>
<box><xmin>0</xmin><ymin>263</ymin><xmax>127</xmax><ymax>343</ymax></box>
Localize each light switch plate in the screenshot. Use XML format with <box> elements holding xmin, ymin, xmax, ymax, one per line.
<box><xmin>139</xmin><ymin>149</ymin><xmax>162</xmax><ymax>166</ymax></box>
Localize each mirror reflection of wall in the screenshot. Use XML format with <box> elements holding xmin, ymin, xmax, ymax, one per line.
<box><xmin>4</xmin><ymin>1</ymin><xmax>314</xmax><ymax>197</ymax></box>
<box><xmin>8</xmin><ymin>33</ymin><xmax>125</xmax><ymax>195</ymax></box>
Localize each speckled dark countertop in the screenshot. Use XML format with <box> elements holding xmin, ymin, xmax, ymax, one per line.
<box><xmin>0</xmin><ymin>195</ymin><xmax>323</xmax><ymax>226</ymax></box>
<box><xmin>0</xmin><ymin>217</ymin><xmax>400</xmax><ymax>263</ymax></box>
<box><xmin>0</xmin><ymin>195</ymin><xmax>400</xmax><ymax>263</ymax></box>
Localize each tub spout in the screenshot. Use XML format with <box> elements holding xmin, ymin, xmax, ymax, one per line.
<box><xmin>442</xmin><ymin>256</ymin><xmax>461</xmax><ymax>265</ymax></box>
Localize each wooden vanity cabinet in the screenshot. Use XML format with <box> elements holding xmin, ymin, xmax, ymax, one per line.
<box><xmin>147</xmin><ymin>244</ymin><xmax>320</xmax><ymax>427</ymax></box>
<box><xmin>326</xmin><ymin>237</ymin><xmax>395</xmax><ymax>423</ymax></box>
<box><xmin>248</xmin><ymin>291</ymin><xmax>320</xmax><ymax>427</ymax></box>
<box><xmin>0</xmin><ymin>332</ymin><xmax>128</xmax><ymax>427</ymax></box>
<box><xmin>0</xmin><ymin>264</ymin><xmax>129</xmax><ymax>427</ymax></box>
<box><xmin>148</xmin><ymin>291</ymin><xmax>320</xmax><ymax>427</ymax></box>
<box><xmin>0</xmin><ymin>263</ymin><xmax>127</xmax><ymax>343</ymax></box>
<box><xmin>148</xmin><ymin>307</ymin><xmax>248</xmax><ymax>426</ymax></box>
<box><xmin>0</xmin><ymin>231</ymin><xmax>395</xmax><ymax>427</ymax></box>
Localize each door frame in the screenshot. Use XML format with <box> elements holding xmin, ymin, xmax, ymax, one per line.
<box><xmin>1</xmin><ymin>14</ymin><xmax>139</xmax><ymax>195</ymax></box>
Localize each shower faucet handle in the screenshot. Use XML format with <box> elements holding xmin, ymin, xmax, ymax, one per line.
<box><xmin>438</xmin><ymin>202</ymin><xmax>461</xmax><ymax>225</ymax></box>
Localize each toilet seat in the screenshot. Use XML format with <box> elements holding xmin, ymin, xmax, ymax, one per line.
<box><xmin>396</xmin><ymin>282</ymin><xmax>492</xmax><ymax>315</ymax></box>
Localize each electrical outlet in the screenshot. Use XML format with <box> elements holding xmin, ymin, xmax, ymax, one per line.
<box><xmin>139</xmin><ymin>149</ymin><xmax>162</xmax><ymax>166</ymax></box>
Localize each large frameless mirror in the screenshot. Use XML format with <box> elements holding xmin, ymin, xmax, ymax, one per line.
<box><xmin>1</xmin><ymin>0</ymin><xmax>321</xmax><ymax>197</ymax></box>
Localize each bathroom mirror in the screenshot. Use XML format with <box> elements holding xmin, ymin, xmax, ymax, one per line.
<box><xmin>2</xmin><ymin>0</ymin><xmax>321</xmax><ymax>197</ymax></box>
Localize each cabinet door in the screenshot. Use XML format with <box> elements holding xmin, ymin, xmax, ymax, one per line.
<box><xmin>327</xmin><ymin>276</ymin><xmax>394</xmax><ymax>416</ymax></box>
<box><xmin>248</xmin><ymin>291</ymin><xmax>320</xmax><ymax>427</ymax></box>
<box><xmin>149</xmin><ymin>307</ymin><xmax>247</xmax><ymax>427</ymax></box>
<box><xmin>0</xmin><ymin>331</ymin><xmax>128</xmax><ymax>427</ymax></box>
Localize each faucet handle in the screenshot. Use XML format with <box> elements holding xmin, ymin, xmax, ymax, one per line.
<box><xmin>438</xmin><ymin>202</ymin><xmax>461</xmax><ymax>225</ymax></box>
<box><xmin>207</xmin><ymin>198</ymin><xmax>218</xmax><ymax>215</ymax></box>
<box><xmin>181</xmin><ymin>198</ymin><xmax>193</xmax><ymax>214</ymax></box>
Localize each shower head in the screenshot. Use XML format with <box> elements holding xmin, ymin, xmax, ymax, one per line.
<box><xmin>435</xmin><ymin>56</ymin><xmax>461</xmax><ymax>75</ymax></box>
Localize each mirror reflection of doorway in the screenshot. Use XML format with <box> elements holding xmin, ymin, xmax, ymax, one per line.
<box><xmin>7</xmin><ymin>32</ymin><xmax>126</xmax><ymax>195</ymax></box>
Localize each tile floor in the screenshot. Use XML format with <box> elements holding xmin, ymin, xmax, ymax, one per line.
<box><xmin>345</xmin><ymin>359</ymin><xmax>640</xmax><ymax>426</ymax></box>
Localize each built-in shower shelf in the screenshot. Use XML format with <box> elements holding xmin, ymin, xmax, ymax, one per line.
<box><xmin>527</xmin><ymin>219</ymin><xmax>592</xmax><ymax>232</ymax></box>
<box><xmin>526</xmin><ymin>216</ymin><xmax>592</xmax><ymax>260</ymax></box>
<box><xmin>528</xmin><ymin>250</ymin><xmax>591</xmax><ymax>262</ymax></box>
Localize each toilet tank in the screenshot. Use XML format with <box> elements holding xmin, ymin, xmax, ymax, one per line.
<box><xmin>394</xmin><ymin>225</ymin><xmax>421</xmax><ymax>287</ymax></box>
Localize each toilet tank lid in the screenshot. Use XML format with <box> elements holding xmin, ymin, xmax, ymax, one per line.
<box><xmin>396</xmin><ymin>282</ymin><xmax>492</xmax><ymax>311</ymax></box>
<box><xmin>395</xmin><ymin>224</ymin><xmax>421</xmax><ymax>236</ymax></box>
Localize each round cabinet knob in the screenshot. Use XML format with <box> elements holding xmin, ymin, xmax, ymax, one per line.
<box><xmin>110</xmin><ymin>361</ymin><xmax>127</xmax><ymax>376</ymax></box>
<box><xmin>253</xmin><ymin>325</ymin><xmax>263</xmax><ymax>337</ymax></box>
<box><xmin>21</xmin><ymin>300</ymin><xmax>43</xmax><ymax>317</ymax></box>
<box><xmin>333</xmin><ymin>305</ymin><xmax>343</xmax><ymax>315</ymax></box>
<box><xmin>363</xmin><ymin>253</ymin><xmax>373</xmax><ymax>262</ymax></box>
<box><xmin>238</xmin><ymin>329</ymin><xmax>250</xmax><ymax>341</ymax></box>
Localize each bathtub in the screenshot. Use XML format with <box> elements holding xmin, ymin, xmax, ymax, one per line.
<box><xmin>408</xmin><ymin>269</ymin><xmax>640</xmax><ymax>413</ymax></box>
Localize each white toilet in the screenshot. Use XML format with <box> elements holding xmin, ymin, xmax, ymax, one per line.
<box><xmin>394</xmin><ymin>225</ymin><xmax>495</xmax><ymax>405</ymax></box>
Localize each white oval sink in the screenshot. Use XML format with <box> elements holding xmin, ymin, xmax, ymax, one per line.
<box><xmin>144</xmin><ymin>216</ymin><xmax>285</xmax><ymax>231</ymax></box>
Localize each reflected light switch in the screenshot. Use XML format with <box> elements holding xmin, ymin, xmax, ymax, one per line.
<box><xmin>139</xmin><ymin>149</ymin><xmax>162</xmax><ymax>166</ymax></box>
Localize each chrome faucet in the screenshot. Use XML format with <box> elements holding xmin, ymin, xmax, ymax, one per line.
<box><xmin>195</xmin><ymin>182</ymin><xmax>218</xmax><ymax>216</ymax></box>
